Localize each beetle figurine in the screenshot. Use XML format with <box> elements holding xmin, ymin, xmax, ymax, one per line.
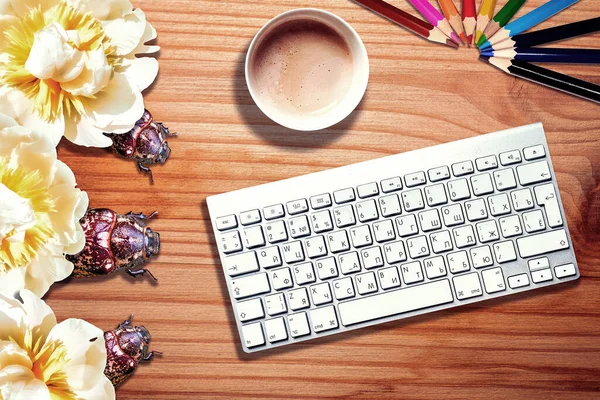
<box><xmin>105</xmin><ymin>109</ymin><xmax>176</xmax><ymax>184</ymax></box>
<box><xmin>67</xmin><ymin>208</ymin><xmax>160</xmax><ymax>280</ymax></box>
<box><xmin>104</xmin><ymin>315</ymin><xmax>160</xmax><ymax>387</ymax></box>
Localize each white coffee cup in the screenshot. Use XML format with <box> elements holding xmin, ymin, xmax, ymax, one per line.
<box><xmin>245</xmin><ymin>8</ymin><xmax>369</xmax><ymax>131</ymax></box>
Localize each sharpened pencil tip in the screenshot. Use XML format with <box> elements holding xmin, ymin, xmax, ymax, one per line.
<box><xmin>466</xmin><ymin>34</ymin><xmax>473</xmax><ymax>47</ymax></box>
<box><xmin>480</xmin><ymin>41</ymin><xmax>491</xmax><ymax>51</ymax></box>
<box><xmin>476</xmin><ymin>35</ymin><xmax>486</xmax><ymax>47</ymax></box>
<box><xmin>445</xmin><ymin>39</ymin><xmax>459</xmax><ymax>49</ymax></box>
<box><xmin>479</xmin><ymin>55</ymin><xmax>490</xmax><ymax>62</ymax></box>
<box><xmin>459</xmin><ymin>33</ymin><xmax>467</xmax><ymax>43</ymax></box>
<box><xmin>450</xmin><ymin>32</ymin><xmax>461</xmax><ymax>46</ymax></box>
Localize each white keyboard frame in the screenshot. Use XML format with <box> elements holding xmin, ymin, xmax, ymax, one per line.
<box><xmin>207</xmin><ymin>123</ymin><xmax>580</xmax><ymax>353</ymax></box>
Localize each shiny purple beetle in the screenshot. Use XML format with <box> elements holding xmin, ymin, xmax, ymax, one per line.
<box><xmin>67</xmin><ymin>208</ymin><xmax>160</xmax><ymax>280</ymax></box>
<box><xmin>104</xmin><ymin>315</ymin><xmax>160</xmax><ymax>386</ymax></box>
<box><xmin>105</xmin><ymin>109</ymin><xmax>176</xmax><ymax>184</ymax></box>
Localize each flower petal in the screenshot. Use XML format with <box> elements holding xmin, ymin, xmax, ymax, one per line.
<box><xmin>0</xmin><ymin>341</ymin><xmax>32</xmax><ymax>370</ymax></box>
<box><xmin>0</xmin><ymin>365</ymin><xmax>51</xmax><ymax>400</ymax></box>
<box><xmin>102</xmin><ymin>8</ymin><xmax>145</xmax><ymax>56</ymax></box>
<box><xmin>120</xmin><ymin>56</ymin><xmax>159</xmax><ymax>91</ymax></box>
<box><xmin>0</xmin><ymin>292</ymin><xmax>26</xmax><ymax>339</ymax></box>
<box><xmin>67</xmin><ymin>0</ymin><xmax>133</xmax><ymax>20</ymax></box>
<box><xmin>74</xmin><ymin>375</ymin><xmax>116</xmax><ymax>400</ymax></box>
<box><xmin>46</xmin><ymin>319</ymin><xmax>107</xmax><ymax>393</ymax></box>
<box><xmin>9</xmin><ymin>0</ymin><xmax>56</xmax><ymax>18</ymax></box>
<box><xmin>21</xmin><ymin>248</ymin><xmax>69</xmax><ymax>297</ymax></box>
<box><xmin>63</xmin><ymin>112</ymin><xmax>113</xmax><ymax>147</ymax></box>
<box><xmin>0</xmin><ymin>268</ymin><xmax>26</xmax><ymax>299</ymax></box>
<box><xmin>85</xmin><ymin>71</ymin><xmax>144</xmax><ymax>133</ymax></box>
<box><xmin>132</xmin><ymin>19</ymin><xmax>160</xmax><ymax>55</ymax></box>
<box><xmin>18</xmin><ymin>290</ymin><xmax>57</xmax><ymax>340</ymax></box>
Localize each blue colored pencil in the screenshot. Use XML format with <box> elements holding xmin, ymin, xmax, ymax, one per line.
<box><xmin>480</xmin><ymin>0</ymin><xmax>580</xmax><ymax>50</ymax></box>
<box><xmin>481</xmin><ymin>48</ymin><xmax>600</xmax><ymax>64</ymax></box>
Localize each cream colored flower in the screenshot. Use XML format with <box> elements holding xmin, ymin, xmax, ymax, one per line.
<box><xmin>0</xmin><ymin>289</ymin><xmax>115</xmax><ymax>399</ymax></box>
<box><xmin>0</xmin><ymin>111</ymin><xmax>88</xmax><ymax>298</ymax></box>
<box><xmin>0</xmin><ymin>0</ymin><xmax>159</xmax><ymax>148</ymax></box>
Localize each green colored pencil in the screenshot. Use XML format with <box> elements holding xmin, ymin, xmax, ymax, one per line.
<box><xmin>477</xmin><ymin>0</ymin><xmax>527</xmax><ymax>46</ymax></box>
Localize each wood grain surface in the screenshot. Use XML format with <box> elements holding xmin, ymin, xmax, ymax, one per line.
<box><xmin>49</xmin><ymin>1</ymin><xmax>600</xmax><ymax>399</ymax></box>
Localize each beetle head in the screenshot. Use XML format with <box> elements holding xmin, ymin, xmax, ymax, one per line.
<box><xmin>144</xmin><ymin>228</ymin><xmax>160</xmax><ymax>258</ymax></box>
<box><xmin>155</xmin><ymin>140</ymin><xmax>171</xmax><ymax>165</ymax></box>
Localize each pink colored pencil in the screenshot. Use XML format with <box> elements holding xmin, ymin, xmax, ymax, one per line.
<box><xmin>407</xmin><ymin>0</ymin><xmax>462</xmax><ymax>45</ymax></box>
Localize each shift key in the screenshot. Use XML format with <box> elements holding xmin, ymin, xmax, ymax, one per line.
<box><xmin>516</xmin><ymin>229</ymin><xmax>569</xmax><ymax>258</ymax></box>
<box><xmin>231</xmin><ymin>273</ymin><xmax>270</xmax><ymax>299</ymax></box>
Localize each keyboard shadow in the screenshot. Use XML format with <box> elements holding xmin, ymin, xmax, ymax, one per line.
<box><xmin>232</xmin><ymin>42</ymin><xmax>364</xmax><ymax>151</ymax></box>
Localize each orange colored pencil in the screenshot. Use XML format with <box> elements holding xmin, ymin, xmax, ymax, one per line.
<box><xmin>438</xmin><ymin>0</ymin><xmax>466</xmax><ymax>43</ymax></box>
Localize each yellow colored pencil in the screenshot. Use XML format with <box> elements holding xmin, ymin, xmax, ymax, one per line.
<box><xmin>438</xmin><ymin>0</ymin><xmax>466</xmax><ymax>43</ymax></box>
<box><xmin>475</xmin><ymin>0</ymin><xmax>497</xmax><ymax>43</ymax></box>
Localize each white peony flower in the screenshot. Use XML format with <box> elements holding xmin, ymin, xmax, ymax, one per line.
<box><xmin>0</xmin><ymin>289</ymin><xmax>116</xmax><ymax>399</ymax></box>
<box><xmin>0</xmin><ymin>111</ymin><xmax>88</xmax><ymax>298</ymax></box>
<box><xmin>0</xmin><ymin>0</ymin><xmax>160</xmax><ymax>148</ymax></box>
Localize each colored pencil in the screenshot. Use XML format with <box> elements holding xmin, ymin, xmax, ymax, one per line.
<box><xmin>480</xmin><ymin>0</ymin><xmax>580</xmax><ymax>50</ymax></box>
<box><xmin>476</xmin><ymin>0</ymin><xmax>527</xmax><ymax>47</ymax></box>
<box><xmin>489</xmin><ymin>16</ymin><xmax>600</xmax><ymax>50</ymax></box>
<box><xmin>407</xmin><ymin>0</ymin><xmax>462</xmax><ymax>45</ymax></box>
<box><xmin>481</xmin><ymin>48</ymin><xmax>600</xmax><ymax>64</ymax></box>
<box><xmin>438</xmin><ymin>0</ymin><xmax>467</xmax><ymax>43</ymax></box>
<box><xmin>462</xmin><ymin>0</ymin><xmax>477</xmax><ymax>45</ymax></box>
<box><xmin>475</xmin><ymin>0</ymin><xmax>497</xmax><ymax>44</ymax></box>
<box><xmin>353</xmin><ymin>0</ymin><xmax>459</xmax><ymax>47</ymax></box>
<box><xmin>480</xmin><ymin>57</ymin><xmax>600</xmax><ymax>104</ymax></box>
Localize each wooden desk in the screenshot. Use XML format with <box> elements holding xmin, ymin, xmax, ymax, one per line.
<box><xmin>50</xmin><ymin>1</ymin><xmax>600</xmax><ymax>398</ymax></box>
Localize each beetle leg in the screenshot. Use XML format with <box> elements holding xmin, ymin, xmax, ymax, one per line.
<box><xmin>137</xmin><ymin>162</ymin><xmax>154</xmax><ymax>184</ymax></box>
<box><xmin>158</xmin><ymin>122</ymin><xmax>177</xmax><ymax>137</ymax></box>
<box><xmin>127</xmin><ymin>268</ymin><xmax>158</xmax><ymax>281</ymax></box>
<box><xmin>117</xmin><ymin>314</ymin><xmax>134</xmax><ymax>329</ymax></box>
<box><xmin>143</xmin><ymin>351</ymin><xmax>163</xmax><ymax>362</ymax></box>
<box><xmin>126</xmin><ymin>211</ymin><xmax>158</xmax><ymax>220</ymax></box>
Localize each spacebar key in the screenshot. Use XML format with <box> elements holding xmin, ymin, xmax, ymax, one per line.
<box><xmin>338</xmin><ymin>280</ymin><xmax>454</xmax><ymax>326</ymax></box>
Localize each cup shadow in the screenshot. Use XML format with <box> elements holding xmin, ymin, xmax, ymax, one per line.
<box><xmin>232</xmin><ymin>42</ymin><xmax>364</xmax><ymax>151</ymax></box>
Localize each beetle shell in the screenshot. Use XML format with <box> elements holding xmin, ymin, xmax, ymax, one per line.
<box><xmin>67</xmin><ymin>209</ymin><xmax>160</xmax><ymax>278</ymax></box>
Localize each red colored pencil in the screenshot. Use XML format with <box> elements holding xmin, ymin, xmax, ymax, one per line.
<box><xmin>462</xmin><ymin>0</ymin><xmax>477</xmax><ymax>45</ymax></box>
<box><xmin>354</xmin><ymin>0</ymin><xmax>459</xmax><ymax>48</ymax></box>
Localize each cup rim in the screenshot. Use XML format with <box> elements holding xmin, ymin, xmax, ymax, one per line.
<box><xmin>245</xmin><ymin>8</ymin><xmax>369</xmax><ymax>132</ymax></box>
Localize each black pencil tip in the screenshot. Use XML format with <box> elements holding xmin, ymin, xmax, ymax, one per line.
<box><xmin>479</xmin><ymin>55</ymin><xmax>490</xmax><ymax>62</ymax></box>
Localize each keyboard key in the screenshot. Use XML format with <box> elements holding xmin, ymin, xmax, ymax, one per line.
<box><xmin>232</xmin><ymin>273</ymin><xmax>270</xmax><ymax>299</ymax></box>
<box><xmin>419</xmin><ymin>209</ymin><xmax>442</xmax><ymax>232</ymax></box>
<box><xmin>453</xmin><ymin>272</ymin><xmax>483</xmax><ymax>300</ymax></box>
<box><xmin>476</xmin><ymin>155</ymin><xmax>498</xmax><ymax>171</ymax></box>
<box><xmin>216</xmin><ymin>215</ymin><xmax>237</xmax><ymax>231</ymax></box>
<box><xmin>225</xmin><ymin>251</ymin><xmax>259</xmax><ymax>277</ymax></box>
<box><xmin>425</xmin><ymin>184</ymin><xmax>448</xmax><ymax>206</ymax></box>
<box><xmin>465</xmin><ymin>199</ymin><xmax>488</xmax><ymax>221</ymax></box>
<box><xmin>428</xmin><ymin>166</ymin><xmax>451</xmax><ymax>182</ymax></box>
<box><xmin>424</xmin><ymin>256</ymin><xmax>447</xmax><ymax>279</ymax></box>
<box><xmin>310</xmin><ymin>306</ymin><xmax>339</xmax><ymax>333</ymax></box>
<box><xmin>310</xmin><ymin>282</ymin><xmax>333</xmax><ymax>306</ymax></box>
<box><xmin>339</xmin><ymin>251</ymin><xmax>361</xmax><ymax>275</ymax></box>
<box><xmin>265</xmin><ymin>293</ymin><xmax>287</xmax><ymax>316</ymax></box>
<box><xmin>240</xmin><ymin>210</ymin><xmax>261</xmax><ymax>226</ymax></box>
<box><xmin>399</xmin><ymin>261</ymin><xmax>424</xmax><ymax>284</ymax></box>
<box><xmin>333</xmin><ymin>277</ymin><xmax>355</xmax><ymax>300</ymax></box>
<box><xmin>379</xmin><ymin>194</ymin><xmax>402</xmax><ymax>217</ymax></box>
<box><xmin>482</xmin><ymin>267</ymin><xmax>506</xmax><ymax>294</ymax></box>
<box><xmin>361</xmin><ymin>246</ymin><xmax>384</xmax><ymax>269</ymax></box>
<box><xmin>289</xmin><ymin>215</ymin><xmax>311</xmax><ymax>238</ymax></box>
<box><xmin>349</xmin><ymin>225</ymin><xmax>373</xmax><ymax>248</ymax></box>
<box><xmin>516</xmin><ymin>161</ymin><xmax>551</xmax><ymax>185</ymax></box>
<box><xmin>396</xmin><ymin>215</ymin><xmax>419</xmax><ymax>237</ymax></box>
<box><xmin>528</xmin><ymin>257</ymin><xmax>550</xmax><ymax>272</ymax></box>
<box><xmin>311</xmin><ymin>210</ymin><xmax>334</xmax><ymax>233</ymax></box>
<box><xmin>265</xmin><ymin>317</ymin><xmax>287</xmax><ymax>343</ymax></box>
<box><xmin>511</xmin><ymin>188</ymin><xmax>534</xmax><ymax>211</ymax></box>
<box><xmin>447</xmin><ymin>251</ymin><xmax>470</xmax><ymax>274</ymax></box>
<box><xmin>326</xmin><ymin>230</ymin><xmax>350</xmax><ymax>253</ymax></box>
<box><xmin>441</xmin><ymin>204</ymin><xmax>464</xmax><ymax>227</ymax></box>
<box><xmin>373</xmin><ymin>220</ymin><xmax>395</xmax><ymax>243</ymax></box>
<box><xmin>448</xmin><ymin>179</ymin><xmax>470</xmax><ymax>201</ymax></box>
<box><xmin>430</xmin><ymin>230</ymin><xmax>452</xmax><ymax>253</ymax></box>
<box><xmin>293</xmin><ymin>262</ymin><xmax>316</xmax><ymax>285</ymax></box>
<box><xmin>534</xmin><ymin>184</ymin><xmax>563</xmax><ymax>228</ymax></box>
<box><xmin>287</xmin><ymin>199</ymin><xmax>308</xmax><ymax>215</ymax></box>
<box><xmin>378</xmin><ymin>266</ymin><xmax>401</xmax><ymax>290</ymax></box>
<box><xmin>305</xmin><ymin>236</ymin><xmax>327</xmax><ymax>258</ymax></box>
<box><xmin>476</xmin><ymin>220</ymin><xmax>499</xmax><ymax>243</ymax></box>
<box><xmin>381</xmin><ymin>177</ymin><xmax>402</xmax><ymax>193</ymax></box>
<box><xmin>493</xmin><ymin>241</ymin><xmax>517</xmax><ymax>263</ymax></box>
<box><xmin>523</xmin><ymin>145</ymin><xmax>546</xmax><ymax>160</ymax></box>
<box><xmin>334</xmin><ymin>188</ymin><xmax>355</xmax><ymax>204</ymax></box>
<box><xmin>357</xmin><ymin>182</ymin><xmax>379</xmax><ymax>198</ymax></box>
<box><xmin>266</xmin><ymin>220</ymin><xmax>287</xmax><ymax>243</ymax></box>
<box><xmin>263</xmin><ymin>204</ymin><xmax>285</xmax><ymax>220</ymax></box>
<box><xmin>488</xmin><ymin>193</ymin><xmax>511</xmax><ymax>216</ymax></box>
<box><xmin>269</xmin><ymin>268</ymin><xmax>293</xmax><ymax>290</ymax></box>
<box><xmin>499</xmin><ymin>215</ymin><xmax>522</xmax><ymax>238</ymax></box>
<box><xmin>493</xmin><ymin>169</ymin><xmax>517</xmax><ymax>191</ymax></box>
<box><xmin>531</xmin><ymin>268</ymin><xmax>553</xmax><ymax>284</ymax></box>
<box><xmin>516</xmin><ymin>229</ymin><xmax>569</xmax><ymax>258</ymax></box>
<box><xmin>315</xmin><ymin>257</ymin><xmax>338</xmax><ymax>280</ymax></box>
<box><xmin>243</xmin><ymin>226</ymin><xmax>265</xmax><ymax>248</ymax></box>
<box><xmin>407</xmin><ymin>235</ymin><xmax>429</xmax><ymax>258</ymax></box>
<box><xmin>405</xmin><ymin>171</ymin><xmax>426</xmax><ymax>187</ymax></box>
<box><xmin>452</xmin><ymin>226</ymin><xmax>476</xmax><ymax>248</ymax></box>
<box><xmin>257</xmin><ymin>246</ymin><xmax>282</xmax><ymax>269</ymax></box>
<box><xmin>310</xmin><ymin>193</ymin><xmax>332</xmax><ymax>209</ymax></box>
<box><xmin>499</xmin><ymin>150</ymin><xmax>522</xmax><ymax>165</ymax></box>
<box><xmin>469</xmin><ymin>246</ymin><xmax>493</xmax><ymax>269</ymax></box>
<box><xmin>287</xmin><ymin>287</ymin><xmax>310</xmax><ymax>310</ymax></box>
<box><xmin>522</xmin><ymin>210</ymin><xmax>546</xmax><ymax>233</ymax></box>
<box><xmin>356</xmin><ymin>199</ymin><xmax>378</xmax><ymax>222</ymax></box>
<box><xmin>555</xmin><ymin>263</ymin><xmax>576</xmax><ymax>279</ymax></box>
<box><xmin>508</xmin><ymin>273</ymin><xmax>530</xmax><ymax>289</ymax></box>
<box><xmin>287</xmin><ymin>312</ymin><xmax>310</xmax><ymax>337</ymax></box>
<box><xmin>219</xmin><ymin>231</ymin><xmax>242</xmax><ymax>254</ymax></box>
<box><xmin>402</xmin><ymin>189</ymin><xmax>425</xmax><ymax>211</ymax></box>
<box><xmin>237</xmin><ymin>298</ymin><xmax>264</xmax><ymax>322</ymax></box>
<box><xmin>338</xmin><ymin>280</ymin><xmax>454</xmax><ymax>326</ymax></box>
<box><xmin>452</xmin><ymin>161</ymin><xmax>474</xmax><ymax>177</ymax></box>
<box><xmin>470</xmin><ymin>174</ymin><xmax>494</xmax><ymax>196</ymax></box>
<box><xmin>282</xmin><ymin>241</ymin><xmax>304</xmax><ymax>263</ymax></box>
<box><xmin>356</xmin><ymin>272</ymin><xmax>378</xmax><ymax>294</ymax></box>
<box><xmin>383</xmin><ymin>241</ymin><xmax>407</xmax><ymax>264</ymax></box>
<box><xmin>334</xmin><ymin>205</ymin><xmax>356</xmax><ymax>228</ymax></box>
<box><xmin>241</xmin><ymin>322</ymin><xmax>265</xmax><ymax>348</ymax></box>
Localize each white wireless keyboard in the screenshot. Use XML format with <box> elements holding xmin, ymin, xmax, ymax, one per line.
<box><xmin>207</xmin><ymin>123</ymin><xmax>579</xmax><ymax>353</ymax></box>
